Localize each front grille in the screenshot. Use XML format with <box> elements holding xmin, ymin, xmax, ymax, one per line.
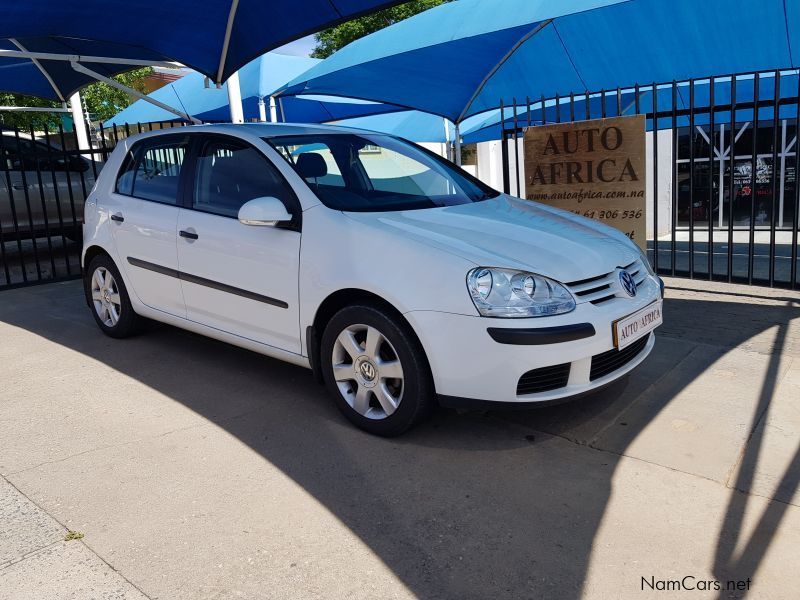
<box><xmin>565</xmin><ymin>259</ymin><xmax>648</xmax><ymax>305</ymax></box>
<box><xmin>517</xmin><ymin>362</ymin><xmax>571</xmax><ymax>395</ymax></box>
<box><xmin>589</xmin><ymin>334</ymin><xmax>650</xmax><ymax>381</ymax></box>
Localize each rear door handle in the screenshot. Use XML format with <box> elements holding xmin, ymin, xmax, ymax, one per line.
<box><xmin>110</xmin><ymin>213</ymin><xmax>124</xmax><ymax>223</ymax></box>
<box><xmin>179</xmin><ymin>229</ymin><xmax>198</xmax><ymax>240</ymax></box>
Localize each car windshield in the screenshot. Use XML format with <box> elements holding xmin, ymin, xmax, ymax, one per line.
<box><xmin>266</xmin><ymin>133</ymin><xmax>499</xmax><ymax>212</ymax></box>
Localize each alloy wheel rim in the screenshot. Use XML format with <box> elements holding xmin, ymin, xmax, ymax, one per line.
<box><xmin>91</xmin><ymin>267</ymin><xmax>121</xmax><ymax>327</ymax></box>
<box><xmin>332</xmin><ymin>323</ymin><xmax>404</xmax><ymax>420</ymax></box>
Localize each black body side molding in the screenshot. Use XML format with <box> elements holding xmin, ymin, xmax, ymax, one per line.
<box><xmin>127</xmin><ymin>257</ymin><xmax>288</xmax><ymax>309</ymax></box>
<box><xmin>487</xmin><ymin>323</ymin><xmax>596</xmax><ymax>345</ymax></box>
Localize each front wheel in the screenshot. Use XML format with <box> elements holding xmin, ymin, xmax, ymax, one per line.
<box><xmin>84</xmin><ymin>254</ymin><xmax>142</xmax><ymax>338</ymax></box>
<box><xmin>320</xmin><ymin>305</ymin><xmax>434</xmax><ymax>436</ymax></box>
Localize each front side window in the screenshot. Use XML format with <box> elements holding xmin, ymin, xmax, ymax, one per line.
<box><xmin>192</xmin><ymin>138</ymin><xmax>295</xmax><ymax>218</ymax></box>
<box><xmin>268</xmin><ymin>133</ymin><xmax>498</xmax><ymax>212</ymax></box>
<box><xmin>116</xmin><ymin>136</ymin><xmax>189</xmax><ymax>205</ymax></box>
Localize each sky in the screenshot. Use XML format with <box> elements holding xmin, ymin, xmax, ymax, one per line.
<box><xmin>274</xmin><ymin>35</ymin><xmax>316</xmax><ymax>57</ymax></box>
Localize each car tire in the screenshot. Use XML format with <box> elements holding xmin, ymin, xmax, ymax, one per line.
<box><xmin>84</xmin><ymin>254</ymin><xmax>142</xmax><ymax>339</ymax></box>
<box><xmin>320</xmin><ymin>304</ymin><xmax>434</xmax><ymax>436</ymax></box>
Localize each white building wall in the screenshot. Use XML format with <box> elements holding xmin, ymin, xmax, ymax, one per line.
<box><xmin>645</xmin><ymin>129</ymin><xmax>674</xmax><ymax>239</ymax></box>
<box><xmin>419</xmin><ymin>142</ymin><xmax>448</xmax><ymax>158</ymax></box>
<box><xmin>476</xmin><ymin>141</ymin><xmax>503</xmax><ymax>190</ymax></box>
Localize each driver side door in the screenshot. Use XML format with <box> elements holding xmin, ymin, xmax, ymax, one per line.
<box><xmin>176</xmin><ymin>134</ymin><xmax>302</xmax><ymax>353</ymax></box>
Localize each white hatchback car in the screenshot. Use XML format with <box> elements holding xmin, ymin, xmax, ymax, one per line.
<box><xmin>83</xmin><ymin>123</ymin><xmax>663</xmax><ymax>435</ymax></box>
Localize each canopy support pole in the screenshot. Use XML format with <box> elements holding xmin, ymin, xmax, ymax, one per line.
<box><xmin>443</xmin><ymin>118</ymin><xmax>451</xmax><ymax>161</ymax></box>
<box><xmin>69</xmin><ymin>91</ymin><xmax>90</xmax><ymax>150</ymax></box>
<box><xmin>216</xmin><ymin>0</ymin><xmax>240</xmax><ymax>83</ymax></box>
<box><xmin>226</xmin><ymin>71</ymin><xmax>244</xmax><ymax>123</ymax></box>
<box><xmin>278</xmin><ymin>97</ymin><xmax>286</xmax><ymax>122</ymax></box>
<box><xmin>454</xmin><ymin>122</ymin><xmax>462</xmax><ymax>166</ymax></box>
<box><xmin>70</xmin><ymin>61</ymin><xmax>202</xmax><ymax>124</ymax></box>
<box><xmin>258</xmin><ymin>97</ymin><xmax>267</xmax><ymax>122</ymax></box>
<box><xmin>455</xmin><ymin>18</ymin><xmax>553</xmax><ymax>124</ymax></box>
<box><xmin>0</xmin><ymin>49</ymin><xmax>179</xmax><ymax>68</ymax></box>
<box><xmin>0</xmin><ymin>106</ymin><xmax>70</xmax><ymax>113</ymax></box>
<box><xmin>269</xmin><ymin>96</ymin><xmax>279</xmax><ymax>123</ymax></box>
<box><xmin>9</xmin><ymin>39</ymin><xmax>66</xmax><ymax>102</ymax></box>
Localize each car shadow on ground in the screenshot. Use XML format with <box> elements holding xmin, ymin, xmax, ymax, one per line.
<box><xmin>1</xmin><ymin>282</ymin><xmax>797</xmax><ymax>599</ymax></box>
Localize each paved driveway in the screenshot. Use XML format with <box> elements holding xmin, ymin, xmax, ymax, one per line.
<box><xmin>1</xmin><ymin>278</ymin><xmax>799</xmax><ymax>599</ymax></box>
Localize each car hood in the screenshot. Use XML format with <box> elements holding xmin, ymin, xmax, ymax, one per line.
<box><xmin>343</xmin><ymin>195</ymin><xmax>640</xmax><ymax>283</ymax></box>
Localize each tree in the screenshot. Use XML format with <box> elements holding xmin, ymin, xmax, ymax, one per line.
<box><xmin>0</xmin><ymin>67</ymin><xmax>153</xmax><ymax>131</ymax></box>
<box><xmin>311</xmin><ymin>0</ymin><xmax>450</xmax><ymax>58</ymax></box>
<box><xmin>0</xmin><ymin>93</ymin><xmax>60</xmax><ymax>132</ymax></box>
<box><xmin>80</xmin><ymin>67</ymin><xmax>153</xmax><ymax>123</ymax></box>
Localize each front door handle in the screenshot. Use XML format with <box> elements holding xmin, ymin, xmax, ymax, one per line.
<box><xmin>179</xmin><ymin>229</ymin><xmax>199</xmax><ymax>240</ymax></box>
<box><xmin>110</xmin><ymin>213</ymin><xmax>124</xmax><ymax>223</ymax></box>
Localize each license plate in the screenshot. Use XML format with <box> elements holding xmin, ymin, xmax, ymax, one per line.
<box><xmin>613</xmin><ymin>301</ymin><xmax>663</xmax><ymax>349</ymax></box>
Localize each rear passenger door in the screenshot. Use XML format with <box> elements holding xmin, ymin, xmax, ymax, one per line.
<box><xmin>107</xmin><ymin>134</ymin><xmax>189</xmax><ymax>317</ymax></box>
<box><xmin>176</xmin><ymin>135</ymin><xmax>302</xmax><ymax>353</ymax></box>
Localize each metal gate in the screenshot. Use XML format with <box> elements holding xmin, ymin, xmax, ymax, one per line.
<box><xmin>4</xmin><ymin>75</ymin><xmax>800</xmax><ymax>291</ymax></box>
<box><xmin>499</xmin><ymin>69</ymin><xmax>800</xmax><ymax>290</ymax></box>
<box><xmin>0</xmin><ymin>120</ymin><xmax>184</xmax><ymax>290</ymax></box>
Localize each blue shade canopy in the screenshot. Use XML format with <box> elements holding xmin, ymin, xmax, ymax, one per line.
<box><xmin>279</xmin><ymin>0</ymin><xmax>800</xmax><ymax>123</ymax></box>
<box><xmin>283</xmin><ymin>95</ymin><xmax>400</xmax><ymax>123</ymax></box>
<box><xmin>105</xmin><ymin>54</ymin><xmax>401</xmax><ymax>126</ymax></box>
<box><xmin>330</xmin><ymin>110</ymin><xmax>456</xmax><ymax>142</ymax></box>
<box><xmin>461</xmin><ymin>72</ymin><xmax>800</xmax><ymax>143</ymax></box>
<box><xmin>0</xmin><ymin>0</ymin><xmax>406</xmax><ymax>99</ymax></box>
<box><xmin>259</xmin><ymin>54</ymin><xmax>319</xmax><ymax>98</ymax></box>
<box><xmin>0</xmin><ymin>37</ymin><xmax>167</xmax><ymax>101</ymax></box>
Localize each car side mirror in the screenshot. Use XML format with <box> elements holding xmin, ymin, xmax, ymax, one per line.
<box><xmin>238</xmin><ymin>196</ymin><xmax>292</xmax><ymax>227</ymax></box>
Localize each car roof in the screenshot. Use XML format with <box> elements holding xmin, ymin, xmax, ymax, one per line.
<box><xmin>119</xmin><ymin>123</ymin><xmax>394</xmax><ymax>148</ymax></box>
<box><xmin>214</xmin><ymin>122</ymin><xmax>381</xmax><ymax>137</ymax></box>
<box><xmin>129</xmin><ymin>122</ymin><xmax>387</xmax><ymax>141</ymax></box>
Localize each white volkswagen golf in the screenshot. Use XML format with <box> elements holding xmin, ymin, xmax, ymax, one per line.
<box><xmin>83</xmin><ymin>123</ymin><xmax>663</xmax><ymax>435</ymax></box>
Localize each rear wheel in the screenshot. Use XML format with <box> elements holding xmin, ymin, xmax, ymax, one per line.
<box><xmin>84</xmin><ymin>254</ymin><xmax>142</xmax><ymax>338</ymax></box>
<box><xmin>321</xmin><ymin>305</ymin><xmax>434</xmax><ymax>436</ymax></box>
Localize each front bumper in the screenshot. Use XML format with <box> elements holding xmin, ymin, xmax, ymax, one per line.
<box><xmin>405</xmin><ymin>275</ymin><xmax>661</xmax><ymax>405</ymax></box>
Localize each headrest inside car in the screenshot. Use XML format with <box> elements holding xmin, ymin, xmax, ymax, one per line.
<box><xmin>295</xmin><ymin>152</ymin><xmax>328</xmax><ymax>179</ymax></box>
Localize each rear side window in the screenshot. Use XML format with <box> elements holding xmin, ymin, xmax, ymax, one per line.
<box><xmin>0</xmin><ymin>135</ymin><xmax>88</xmax><ymax>173</ymax></box>
<box><xmin>115</xmin><ymin>136</ymin><xmax>189</xmax><ymax>205</ymax></box>
<box><xmin>192</xmin><ymin>138</ymin><xmax>296</xmax><ymax>218</ymax></box>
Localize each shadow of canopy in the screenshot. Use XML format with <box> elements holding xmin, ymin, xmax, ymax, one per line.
<box><xmin>0</xmin><ymin>281</ymin><xmax>797</xmax><ymax>599</ymax></box>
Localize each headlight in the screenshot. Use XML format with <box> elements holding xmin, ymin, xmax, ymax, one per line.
<box><xmin>466</xmin><ymin>267</ymin><xmax>576</xmax><ymax>318</ymax></box>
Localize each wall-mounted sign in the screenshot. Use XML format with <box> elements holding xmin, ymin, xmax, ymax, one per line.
<box><xmin>523</xmin><ymin>115</ymin><xmax>646</xmax><ymax>250</ymax></box>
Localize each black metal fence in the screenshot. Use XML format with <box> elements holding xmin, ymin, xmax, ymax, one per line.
<box><xmin>499</xmin><ymin>69</ymin><xmax>800</xmax><ymax>290</ymax></box>
<box><xmin>0</xmin><ymin>120</ymin><xmax>184</xmax><ymax>290</ymax></box>
<box><xmin>3</xmin><ymin>72</ymin><xmax>800</xmax><ymax>291</ymax></box>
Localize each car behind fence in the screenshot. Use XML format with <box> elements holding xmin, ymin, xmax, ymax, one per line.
<box><xmin>499</xmin><ymin>69</ymin><xmax>800</xmax><ymax>290</ymax></box>
<box><xmin>0</xmin><ymin>120</ymin><xmax>183</xmax><ymax>289</ymax></box>
<box><xmin>2</xmin><ymin>71</ymin><xmax>800</xmax><ymax>292</ymax></box>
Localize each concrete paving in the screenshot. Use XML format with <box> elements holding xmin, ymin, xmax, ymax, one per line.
<box><xmin>0</xmin><ymin>277</ymin><xmax>799</xmax><ymax>599</ymax></box>
<box><xmin>0</xmin><ymin>477</ymin><xmax>147</xmax><ymax>599</ymax></box>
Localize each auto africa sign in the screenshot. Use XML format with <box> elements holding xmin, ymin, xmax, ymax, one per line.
<box><xmin>523</xmin><ymin>115</ymin><xmax>646</xmax><ymax>250</ymax></box>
